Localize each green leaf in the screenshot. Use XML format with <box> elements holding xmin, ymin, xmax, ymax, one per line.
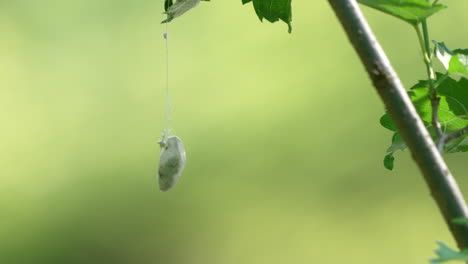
<box><xmin>164</xmin><ymin>0</ymin><xmax>174</xmax><ymax>12</ymax></box>
<box><xmin>434</xmin><ymin>41</ymin><xmax>468</xmax><ymax>76</ymax></box>
<box><xmin>383</xmin><ymin>154</ymin><xmax>395</xmax><ymax>170</ymax></box>
<box><xmin>445</xmin><ymin>135</ymin><xmax>468</xmax><ymax>153</ymax></box>
<box><xmin>162</xmin><ymin>0</ymin><xmax>205</xmax><ymax>23</ymax></box>
<box><xmin>242</xmin><ymin>0</ymin><xmax>293</xmax><ymax>33</ymax></box>
<box><xmin>358</xmin><ymin>0</ymin><xmax>446</xmax><ymax>26</ymax></box>
<box><xmin>383</xmin><ymin>132</ymin><xmax>406</xmax><ymax>170</ymax></box>
<box><xmin>380</xmin><ymin>114</ymin><xmax>397</xmax><ymax>131</ymax></box>
<box><xmin>452</xmin><ymin>218</ymin><xmax>468</xmax><ymax>225</ymax></box>
<box><xmin>409</xmin><ymin>76</ymin><xmax>468</xmax><ymax>131</ymax></box>
<box><xmin>430</xmin><ymin>241</ymin><xmax>468</xmax><ymax>263</ymax></box>
<box><xmin>380</xmin><ymin>74</ymin><xmax>468</xmax><ymax>169</ymax></box>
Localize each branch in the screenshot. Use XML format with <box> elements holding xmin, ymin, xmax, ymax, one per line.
<box><xmin>328</xmin><ymin>0</ymin><xmax>468</xmax><ymax>249</ymax></box>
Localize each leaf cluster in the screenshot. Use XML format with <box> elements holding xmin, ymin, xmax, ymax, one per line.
<box><xmin>381</xmin><ymin>71</ymin><xmax>468</xmax><ymax>170</ymax></box>
<box><xmin>242</xmin><ymin>0</ymin><xmax>292</xmax><ymax>33</ymax></box>
<box><xmin>358</xmin><ymin>0</ymin><xmax>468</xmax><ymax>170</ymax></box>
<box><xmin>162</xmin><ymin>0</ymin><xmax>293</xmax><ymax>33</ymax></box>
<box><xmin>431</xmin><ymin>241</ymin><xmax>468</xmax><ymax>263</ymax></box>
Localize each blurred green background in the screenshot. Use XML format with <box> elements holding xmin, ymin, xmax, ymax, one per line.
<box><xmin>1</xmin><ymin>1</ymin><xmax>468</xmax><ymax>263</ymax></box>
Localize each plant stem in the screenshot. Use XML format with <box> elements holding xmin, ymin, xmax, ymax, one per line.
<box><xmin>328</xmin><ymin>0</ymin><xmax>468</xmax><ymax>250</ymax></box>
<box><xmin>414</xmin><ymin>23</ymin><xmax>433</xmax><ymax>78</ymax></box>
<box><xmin>421</xmin><ymin>20</ymin><xmax>435</xmax><ymax>79</ymax></box>
<box><xmin>415</xmin><ymin>22</ymin><xmax>444</xmax><ymax>150</ymax></box>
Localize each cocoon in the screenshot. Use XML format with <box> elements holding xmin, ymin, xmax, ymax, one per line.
<box><xmin>158</xmin><ymin>136</ymin><xmax>187</xmax><ymax>191</ymax></box>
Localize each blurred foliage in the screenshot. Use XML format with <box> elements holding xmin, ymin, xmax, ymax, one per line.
<box><xmin>431</xmin><ymin>241</ymin><xmax>468</xmax><ymax>263</ymax></box>
<box><xmin>358</xmin><ymin>0</ymin><xmax>446</xmax><ymax>26</ymax></box>
<box><xmin>242</xmin><ymin>0</ymin><xmax>292</xmax><ymax>33</ymax></box>
<box><xmin>1</xmin><ymin>1</ymin><xmax>468</xmax><ymax>264</ymax></box>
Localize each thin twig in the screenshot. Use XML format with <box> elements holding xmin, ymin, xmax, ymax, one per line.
<box><xmin>328</xmin><ymin>0</ymin><xmax>468</xmax><ymax>249</ymax></box>
<box><xmin>432</xmin><ymin>96</ymin><xmax>445</xmax><ymax>151</ymax></box>
<box><xmin>445</xmin><ymin>126</ymin><xmax>468</xmax><ymax>144</ymax></box>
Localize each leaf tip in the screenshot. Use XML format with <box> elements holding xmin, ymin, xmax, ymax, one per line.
<box><xmin>384</xmin><ymin>154</ymin><xmax>394</xmax><ymax>171</ymax></box>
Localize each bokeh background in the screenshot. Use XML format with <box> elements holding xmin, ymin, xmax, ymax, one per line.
<box><xmin>1</xmin><ymin>1</ymin><xmax>468</xmax><ymax>263</ymax></box>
